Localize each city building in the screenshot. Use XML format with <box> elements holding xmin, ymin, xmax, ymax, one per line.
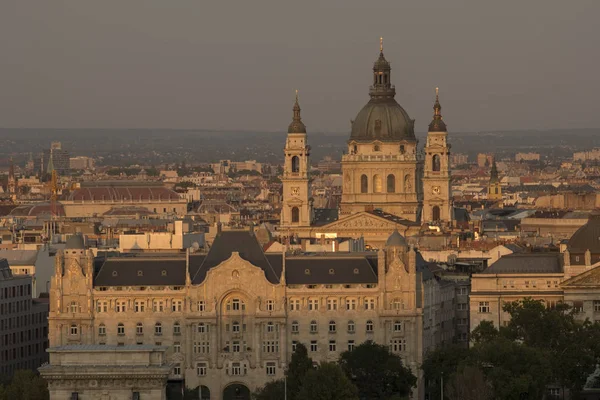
<box><xmin>515</xmin><ymin>152</ymin><xmax>540</xmax><ymax>162</ymax></box>
<box><xmin>477</xmin><ymin>153</ymin><xmax>494</xmax><ymax>168</ymax></box>
<box><xmin>487</xmin><ymin>160</ymin><xmax>502</xmax><ymax>201</ymax></box>
<box><xmin>39</xmin><ymin>345</ymin><xmax>171</xmax><ymax>399</ymax></box>
<box><xmin>44</xmin><ymin>142</ymin><xmax>70</xmax><ymax>176</ymax></box>
<box><xmin>47</xmin><ymin>229</ymin><xmax>456</xmax><ymax>399</ymax></box>
<box><xmin>573</xmin><ymin>148</ymin><xmax>600</xmax><ymax>162</ymax></box>
<box><xmin>0</xmin><ymin>258</ymin><xmax>49</xmax><ymax>377</ymax></box>
<box><xmin>450</xmin><ymin>153</ymin><xmax>468</xmax><ymax>167</ymax></box>
<box><xmin>69</xmin><ymin>156</ymin><xmax>95</xmax><ymax>170</ymax></box>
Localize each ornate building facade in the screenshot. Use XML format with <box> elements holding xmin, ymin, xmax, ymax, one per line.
<box><xmin>47</xmin><ymin>230</ymin><xmax>454</xmax><ymax>399</ymax></box>
<box><xmin>280</xmin><ymin>92</ymin><xmax>312</xmax><ymax>230</ymax></box>
<box><xmin>340</xmin><ymin>40</ymin><xmax>424</xmax><ymax>221</ymax></box>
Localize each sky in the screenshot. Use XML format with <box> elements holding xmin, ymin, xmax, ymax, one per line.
<box><xmin>0</xmin><ymin>0</ymin><xmax>598</xmax><ymax>133</ymax></box>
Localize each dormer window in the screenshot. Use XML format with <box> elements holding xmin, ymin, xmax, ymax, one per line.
<box><xmin>112</xmin><ymin>271</ymin><xmax>118</xmax><ymax>277</ymax></box>
<box><xmin>329</xmin><ymin>268</ymin><xmax>335</xmax><ymax>275</ymax></box>
<box><xmin>137</xmin><ymin>270</ymin><xmax>143</xmax><ymax>277</ymax></box>
<box><xmin>373</xmin><ymin>144</ymin><xmax>380</xmax><ymax>152</ymax></box>
<box><xmin>161</xmin><ymin>270</ymin><xmax>167</xmax><ymax>276</ymax></box>
<box><xmin>305</xmin><ymin>269</ymin><xmax>311</xmax><ymax>275</ymax></box>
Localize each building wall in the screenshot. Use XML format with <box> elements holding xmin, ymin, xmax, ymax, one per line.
<box><xmin>0</xmin><ymin>261</ymin><xmax>49</xmax><ymax>376</ymax></box>
<box><xmin>48</xmin><ymin>245</ymin><xmax>451</xmax><ymax>400</ymax></box>
<box><xmin>61</xmin><ymin>200</ymin><xmax>188</xmax><ymax>218</ymax></box>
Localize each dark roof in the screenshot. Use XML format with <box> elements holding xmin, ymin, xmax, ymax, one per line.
<box><xmin>386</xmin><ymin>230</ymin><xmax>407</xmax><ymax>247</ymax></box>
<box><xmin>312</xmin><ymin>208</ymin><xmax>339</xmax><ymax>226</ymax></box>
<box><xmin>65</xmin><ymin>234</ymin><xmax>85</xmax><ymax>250</ymax></box>
<box><xmin>568</xmin><ymin>211</ymin><xmax>600</xmax><ymax>253</ymax></box>
<box><xmin>192</xmin><ymin>231</ymin><xmax>280</xmax><ymax>284</ymax></box>
<box><xmin>367</xmin><ymin>209</ymin><xmax>421</xmax><ymax>226</ymax></box>
<box><xmin>285</xmin><ymin>256</ymin><xmax>378</xmax><ymax>284</ymax></box>
<box><xmin>481</xmin><ymin>253</ymin><xmax>563</xmax><ymax>274</ymax></box>
<box><xmin>95</xmin><ymin>256</ymin><xmax>188</xmax><ymax>286</ymax></box>
<box><xmin>9</xmin><ymin>202</ymin><xmax>66</xmax><ymax>217</ymax></box>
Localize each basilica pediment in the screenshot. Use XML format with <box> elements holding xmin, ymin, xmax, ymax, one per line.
<box><xmin>318</xmin><ymin>211</ymin><xmax>410</xmax><ymax>232</ymax></box>
<box><xmin>562</xmin><ymin>265</ymin><xmax>600</xmax><ymax>288</ymax></box>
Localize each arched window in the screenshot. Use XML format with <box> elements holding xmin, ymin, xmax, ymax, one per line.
<box><xmin>70</xmin><ymin>324</ymin><xmax>78</xmax><ymax>336</ymax></box>
<box><xmin>155</xmin><ymin>322</ymin><xmax>162</xmax><ymax>336</ymax></box>
<box><xmin>400</xmin><ymin>145</ymin><xmax>405</xmax><ymax>154</ymax></box>
<box><xmin>432</xmin><ymin>154</ymin><xmax>441</xmax><ymax>172</ymax></box>
<box><xmin>136</xmin><ymin>322</ymin><xmax>143</xmax><ymax>335</ymax></box>
<box><xmin>98</xmin><ymin>323</ymin><xmax>106</xmax><ymax>336</ymax></box>
<box><xmin>373</xmin><ymin>144</ymin><xmax>380</xmax><ymax>152</ymax></box>
<box><xmin>291</xmin><ymin>207</ymin><xmax>299</xmax><ymax>223</ymax></box>
<box><xmin>373</xmin><ymin>175</ymin><xmax>383</xmax><ymax>193</ymax></box>
<box><xmin>387</xmin><ymin>174</ymin><xmax>395</xmax><ymax>193</ymax></box>
<box><xmin>329</xmin><ymin>320</ymin><xmax>336</xmax><ymax>333</ymax></box>
<box><xmin>310</xmin><ymin>320</ymin><xmax>318</xmax><ymax>333</ymax></box>
<box><xmin>353</xmin><ymin>144</ymin><xmax>358</xmax><ymax>154</ymax></box>
<box><xmin>291</xmin><ymin>156</ymin><xmax>300</xmax><ymax>173</ymax></box>
<box><xmin>432</xmin><ymin>206</ymin><xmax>441</xmax><ymax>222</ymax></box>
<box><xmin>347</xmin><ymin>321</ymin><xmax>355</xmax><ymax>333</ymax></box>
<box><xmin>117</xmin><ymin>323</ymin><xmax>125</xmax><ymax>336</ymax></box>
<box><xmin>360</xmin><ymin>175</ymin><xmax>368</xmax><ymax>193</ymax></box>
<box><xmin>366</xmin><ymin>320</ymin><xmax>374</xmax><ymax>333</ymax></box>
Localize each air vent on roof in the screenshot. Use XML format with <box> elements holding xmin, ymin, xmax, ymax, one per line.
<box><xmin>353</xmin><ymin>268</ymin><xmax>359</xmax><ymax>274</ymax></box>
<box><xmin>304</xmin><ymin>269</ymin><xmax>310</xmax><ymax>275</ymax></box>
<box><xmin>137</xmin><ymin>270</ymin><xmax>143</xmax><ymax>277</ymax></box>
<box><xmin>329</xmin><ymin>268</ymin><xmax>335</xmax><ymax>275</ymax></box>
<box><xmin>161</xmin><ymin>270</ymin><xmax>167</xmax><ymax>276</ymax></box>
<box><xmin>112</xmin><ymin>271</ymin><xmax>118</xmax><ymax>277</ymax></box>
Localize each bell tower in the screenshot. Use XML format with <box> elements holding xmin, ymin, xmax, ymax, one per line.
<box><xmin>423</xmin><ymin>88</ymin><xmax>452</xmax><ymax>224</ymax></box>
<box><xmin>488</xmin><ymin>159</ymin><xmax>502</xmax><ymax>201</ymax></box>
<box><xmin>281</xmin><ymin>91</ymin><xmax>312</xmax><ymax>229</ymax></box>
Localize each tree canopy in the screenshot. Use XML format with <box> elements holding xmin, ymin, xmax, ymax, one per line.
<box><xmin>297</xmin><ymin>362</ymin><xmax>359</xmax><ymax>400</ymax></box>
<box><xmin>339</xmin><ymin>341</ymin><xmax>416</xmax><ymax>400</ymax></box>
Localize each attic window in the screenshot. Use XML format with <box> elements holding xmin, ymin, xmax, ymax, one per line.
<box><xmin>329</xmin><ymin>268</ymin><xmax>335</xmax><ymax>275</ymax></box>
<box><xmin>112</xmin><ymin>271</ymin><xmax>118</xmax><ymax>277</ymax></box>
<box><xmin>137</xmin><ymin>270</ymin><xmax>143</xmax><ymax>277</ymax></box>
<box><xmin>161</xmin><ymin>270</ymin><xmax>168</xmax><ymax>276</ymax></box>
<box><xmin>304</xmin><ymin>269</ymin><xmax>310</xmax><ymax>275</ymax></box>
<box><xmin>353</xmin><ymin>268</ymin><xmax>359</xmax><ymax>274</ymax></box>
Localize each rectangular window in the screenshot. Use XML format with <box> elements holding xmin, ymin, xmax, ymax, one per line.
<box><xmin>290</xmin><ymin>299</ymin><xmax>301</xmax><ymax>311</ymax></box>
<box><xmin>458</xmin><ymin>287</ymin><xmax>468</xmax><ymax>295</ymax></box>
<box><xmin>346</xmin><ymin>299</ymin><xmax>357</xmax><ymax>310</ymax></box>
<box><xmin>347</xmin><ymin>340</ymin><xmax>355</xmax><ymax>352</ymax></box>
<box><xmin>262</xmin><ymin>341</ymin><xmax>279</xmax><ymax>353</ymax></box>
<box><xmin>232</xmin><ymin>341</ymin><xmax>240</xmax><ymax>353</ymax></box>
<box><xmin>364</xmin><ymin>298</ymin><xmax>375</xmax><ymax>310</ymax></box>
<box><xmin>457</xmin><ymin>303</ymin><xmax>468</xmax><ymax>311</ymax></box>
<box><xmin>198</xmin><ymin>301</ymin><xmax>206</xmax><ymax>312</ymax></box>
<box><xmin>116</xmin><ymin>301</ymin><xmax>126</xmax><ymax>313</ymax></box>
<box><xmin>172</xmin><ymin>300</ymin><xmax>183</xmax><ymax>312</ymax></box>
<box><xmin>231</xmin><ymin>363</ymin><xmax>241</xmax><ymax>376</ymax></box>
<box><xmin>308</xmin><ymin>299</ymin><xmax>319</xmax><ymax>311</ymax></box>
<box><xmin>174</xmin><ymin>342</ymin><xmax>181</xmax><ymax>353</ymax></box>
<box><xmin>173</xmin><ymin>364</ymin><xmax>181</xmax><ymax>376</ymax></box>
<box><xmin>478</xmin><ymin>302</ymin><xmax>490</xmax><ymax>313</ymax></box>
<box><xmin>389</xmin><ymin>339</ymin><xmax>406</xmax><ymax>353</ymax></box>
<box><xmin>266</xmin><ymin>300</ymin><xmax>274</xmax><ymax>311</ymax></box>
<box><xmin>329</xmin><ymin>340</ymin><xmax>336</xmax><ymax>352</ymax></box>
<box><xmin>573</xmin><ymin>301</ymin><xmax>584</xmax><ymax>313</ymax></box>
<box><xmin>197</xmin><ymin>362</ymin><xmax>207</xmax><ymax>376</ymax></box>
<box><xmin>292</xmin><ymin>341</ymin><xmax>298</xmax><ymax>352</ymax></box>
<box><xmin>327</xmin><ymin>299</ymin><xmax>338</xmax><ymax>311</ymax></box>
<box><xmin>153</xmin><ymin>301</ymin><xmax>164</xmax><ymax>312</ymax></box>
<box><xmin>266</xmin><ymin>362</ymin><xmax>276</xmax><ymax>376</ymax></box>
<box><xmin>134</xmin><ymin>301</ymin><xmax>145</xmax><ymax>313</ymax></box>
<box><xmin>310</xmin><ymin>341</ymin><xmax>317</xmax><ymax>352</ymax></box>
<box><xmin>594</xmin><ymin>301</ymin><xmax>600</xmax><ymax>312</ymax></box>
<box><xmin>393</xmin><ymin>321</ymin><xmax>402</xmax><ymax>332</ymax></box>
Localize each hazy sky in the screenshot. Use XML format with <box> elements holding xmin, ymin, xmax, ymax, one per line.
<box><xmin>0</xmin><ymin>0</ymin><xmax>598</xmax><ymax>133</ymax></box>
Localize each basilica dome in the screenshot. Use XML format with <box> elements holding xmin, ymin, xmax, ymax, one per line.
<box><xmin>350</xmin><ymin>98</ymin><xmax>415</xmax><ymax>142</ymax></box>
<box><xmin>350</xmin><ymin>43</ymin><xmax>416</xmax><ymax>142</ymax></box>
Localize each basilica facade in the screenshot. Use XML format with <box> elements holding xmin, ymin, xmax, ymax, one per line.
<box><xmin>46</xmin><ymin>229</ymin><xmax>452</xmax><ymax>400</ymax></box>
<box><xmin>280</xmin><ymin>41</ymin><xmax>453</xmax><ymax>244</ymax></box>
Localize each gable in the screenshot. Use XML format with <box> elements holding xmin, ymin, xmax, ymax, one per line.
<box><xmin>318</xmin><ymin>211</ymin><xmax>409</xmax><ymax>232</ymax></box>
<box><xmin>562</xmin><ymin>264</ymin><xmax>600</xmax><ymax>288</ymax></box>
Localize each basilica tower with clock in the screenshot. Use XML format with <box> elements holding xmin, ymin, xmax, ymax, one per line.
<box><xmin>281</xmin><ymin>92</ymin><xmax>312</xmax><ymax>229</ymax></box>
<box><xmin>422</xmin><ymin>88</ymin><xmax>452</xmax><ymax>224</ymax></box>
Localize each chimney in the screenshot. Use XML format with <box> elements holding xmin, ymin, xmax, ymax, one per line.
<box><xmin>216</xmin><ymin>222</ymin><xmax>222</xmax><ymax>234</ymax></box>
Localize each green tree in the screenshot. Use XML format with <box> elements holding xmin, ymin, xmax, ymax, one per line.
<box><xmin>471</xmin><ymin>337</ymin><xmax>552</xmax><ymax>400</ymax></box>
<box><xmin>502</xmin><ymin>298</ymin><xmax>600</xmax><ymax>397</ymax></box>
<box><xmin>470</xmin><ymin>320</ymin><xmax>499</xmax><ymax>344</ymax></box>
<box><xmin>421</xmin><ymin>344</ymin><xmax>467</xmax><ymax>400</ymax></box>
<box><xmin>252</xmin><ymin>379</ymin><xmax>285</xmax><ymax>400</ymax></box>
<box><xmin>2</xmin><ymin>370</ymin><xmax>49</xmax><ymax>400</ymax></box>
<box><xmin>297</xmin><ymin>362</ymin><xmax>358</xmax><ymax>400</ymax></box>
<box><xmin>286</xmin><ymin>343</ymin><xmax>314</xmax><ymax>400</ymax></box>
<box><xmin>339</xmin><ymin>341</ymin><xmax>416</xmax><ymax>400</ymax></box>
<box><xmin>445</xmin><ymin>365</ymin><xmax>493</xmax><ymax>400</ymax></box>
